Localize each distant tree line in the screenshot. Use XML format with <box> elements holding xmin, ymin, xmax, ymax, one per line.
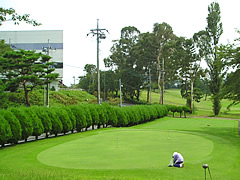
<box><xmin>78</xmin><ymin>2</ymin><xmax>240</xmax><ymax>115</ymax></box>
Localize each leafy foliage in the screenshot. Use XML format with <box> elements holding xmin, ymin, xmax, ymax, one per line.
<box><xmin>0</xmin><ymin>109</ymin><xmax>21</xmax><ymax>143</ymax></box>
<box><xmin>0</xmin><ymin>7</ymin><xmax>41</xmax><ymax>26</ymax></box>
<box><xmin>10</xmin><ymin>108</ymin><xmax>33</xmax><ymax>141</ymax></box>
<box><xmin>0</xmin><ymin>50</ymin><xmax>59</xmax><ymax>106</ymax></box>
<box><xmin>0</xmin><ymin>115</ymin><xmax>12</xmax><ymax>146</ymax></box>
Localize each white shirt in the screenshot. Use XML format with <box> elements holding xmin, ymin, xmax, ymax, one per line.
<box><xmin>173</xmin><ymin>152</ymin><xmax>184</xmax><ymax>163</ymax></box>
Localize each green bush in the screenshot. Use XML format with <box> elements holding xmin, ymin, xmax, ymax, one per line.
<box><xmin>0</xmin><ymin>104</ymin><xmax>170</xmax><ymax>146</ymax></box>
<box><xmin>0</xmin><ymin>109</ymin><xmax>21</xmax><ymax>144</ymax></box>
<box><xmin>64</xmin><ymin>107</ymin><xmax>76</xmax><ymax>132</ymax></box>
<box><xmin>69</xmin><ymin>105</ymin><xmax>87</xmax><ymax>132</ymax></box>
<box><xmin>169</xmin><ymin>105</ymin><xmax>178</xmax><ymax>117</ymax></box>
<box><xmin>0</xmin><ymin>115</ymin><xmax>12</xmax><ymax>146</ymax></box>
<box><xmin>10</xmin><ymin>108</ymin><xmax>33</xmax><ymax>141</ymax></box>
<box><xmin>113</xmin><ymin>107</ymin><xmax>128</xmax><ymax>127</ymax></box>
<box><xmin>183</xmin><ymin>106</ymin><xmax>191</xmax><ymax>118</ymax></box>
<box><xmin>46</xmin><ymin>108</ymin><xmax>63</xmax><ymax>136</ymax></box>
<box><xmin>102</xmin><ymin>103</ymin><xmax>117</xmax><ymax>127</ymax></box>
<box><xmin>130</xmin><ymin>106</ymin><xmax>141</xmax><ymax>125</ymax></box>
<box><xmin>23</xmin><ymin>107</ymin><xmax>44</xmax><ymax>139</ymax></box>
<box><xmin>52</xmin><ymin>107</ymin><xmax>73</xmax><ymax>134</ymax></box>
<box><xmin>87</xmin><ymin>105</ymin><xmax>99</xmax><ymax>130</ymax></box>
<box><xmin>176</xmin><ymin>106</ymin><xmax>183</xmax><ymax>118</ymax></box>
<box><xmin>31</xmin><ymin>106</ymin><xmax>52</xmax><ymax>137</ymax></box>
<box><xmin>146</xmin><ymin>106</ymin><xmax>158</xmax><ymax>120</ymax></box>
<box><xmin>135</xmin><ymin>106</ymin><xmax>145</xmax><ymax>123</ymax></box>
<box><xmin>80</xmin><ymin>105</ymin><xmax>92</xmax><ymax>131</ymax></box>
<box><xmin>94</xmin><ymin>105</ymin><xmax>107</xmax><ymax>128</ymax></box>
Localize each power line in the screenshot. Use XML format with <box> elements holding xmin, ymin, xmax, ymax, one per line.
<box><xmin>64</xmin><ymin>64</ymin><xmax>84</xmax><ymax>69</ymax></box>
<box><xmin>87</xmin><ymin>19</ymin><xmax>108</xmax><ymax>104</ymax></box>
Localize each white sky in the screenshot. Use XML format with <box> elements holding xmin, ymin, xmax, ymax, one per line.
<box><xmin>1</xmin><ymin>0</ymin><xmax>240</xmax><ymax>86</ymax></box>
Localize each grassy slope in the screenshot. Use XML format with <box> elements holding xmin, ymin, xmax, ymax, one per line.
<box><xmin>140</xmin><ymin>89</ymin><xmax>240</xmax><ymax>118</ymax></box>
<box><xmin>6</xmin><ymin>89</ymin><xmax>96</xmax><ymax>107</ymax></box>
<box><xmin>0</xmin><ymin>117</ymin><xmax>239</xmax><ymax>179</ymax></box>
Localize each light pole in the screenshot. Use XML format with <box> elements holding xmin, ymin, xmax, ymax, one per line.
<box><xmin>88</xmin><ymin>19</ymin><xmax>108</xmax><ymax>104</ymax></box>
<box><xmin>119</xmin><ymin>79</ymin><xmax>122</xmax><ymax>108</ymax></box>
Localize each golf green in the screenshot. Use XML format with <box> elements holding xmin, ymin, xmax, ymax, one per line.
<box><xmin>37</xmin><ymin>129</ymin><xmax>213</xmax><ymax>169</ymax></box>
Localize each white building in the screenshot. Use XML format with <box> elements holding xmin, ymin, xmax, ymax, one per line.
<box><xmin>0</xmin><ymin>30</ymin><xmax>63</xmax><ymax>91</ymax></box>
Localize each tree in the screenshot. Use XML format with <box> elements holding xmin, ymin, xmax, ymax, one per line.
<box><xmin>0</xmin><ymin>7</ymin><xmax>41</xmax><ymax>26</ymax></box>
<box><xmin>153</xmin><ymin>22</ymin><xmax>176</xmax><ymax>104</ymax></box>
<box><xmin>0</xmin><ymin>49</ymin><xmax>59</xmax><ymax>106</ymax></box>
<box><xmin>193</xmin><ymin>2</ymin><xmax>224</xmax><ymax>115</ymax></box>
<box><xmin>104</xmin><ymin>26</ymin><xmax>143</xmax><ymax>100</ymax></box>
<box><xmin>222</xmin><ymin>36</ymin><xmax>240</xmax><ymax>106</ymax></box>
<box><xmin>78</xmin><ymin>64</ymin><xmax>97</xmax><ymax>94</ymax></box>
<box><xmin>133</xmin><ymin>32</ymin><xmax>158</xmax><ymax>102</ymax></box>
<box><xmin>173</xmin><ymin>37</ymin><xmax>203</xmax><ymax>112</ymax></box>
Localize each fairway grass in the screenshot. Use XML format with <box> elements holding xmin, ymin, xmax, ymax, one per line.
<box><xmin>0</xmin><ymin>117</ymin><xmax>240</xmax><ymax>179</ymax></box>
<box><xmin>140</xmin><ymin>89</ymin><xmax>240</xmax><ymax>118</ymax></box>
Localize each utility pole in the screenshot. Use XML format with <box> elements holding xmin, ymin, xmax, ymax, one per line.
<box><xmin>161</xmin><ymin>57</ymin><xmax>165</xmax><ymax>104</ymax></box>
<box><xmin>42</xmin><ymin>39</ymin><xmax>55</xmax><ymax>107</ymax></box>
<box><xmin>73</xmin><ymin>76</ymin><xmax>75</xmax><ymax>86</ymax></box>
<box><xmin>149</xmin><ymin>68</ymin><xmax>152</xmax><ymax>104</ymax></box>
<box><xmin>88</xmin><ymin>19</ymin><xmax>108</xmax><ymax>104</ymax></box>
<box><xmin>119</xmin><ymin>79</ymin><xmax>122</xmax><ymax>108</ymax></box>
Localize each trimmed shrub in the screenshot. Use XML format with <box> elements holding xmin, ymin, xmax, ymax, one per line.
<box><xmin>80</xmin><ymin>105</ymin><xmax>92</xmax><ymax>131</ymax></box>
<box><xmin>87</xmin><ymin>105</ymin><xmax>99</xmax><ymax>130</ymax></box>
<box><xmin>183</xmin><ymin>106</ymin><xmax>191</xmax><ymax>118</ymax></box>
<box><xmin>10</xmin><ymin>108</ymin><xmax>33</xmax><ymax>141</ymax></box>
<box><xmin>169</xmin><ymin>105</ymin><xmax>178</xmax><ymax>117</ymax></box>
<box><xmin>31</xmin><ymin>106</ymin><xmax>52</xmax><ymax>137</ymax></box>
<box><xmin>23</xmin><ymin>107</ymin><xmax>44</xmax><ymax>139</ymax></box>
<box><xmin>64</xmin><ymin>106</ymin><xmax>76</xmax><ymax>132</ymax></box>
<box><xmin>123</xmin><ymin>107</ymin><xmax>135</xmax><ymax>126</ymax></box>
<box><xmin>52</xmin><ymin>107</ymin><xmax>72</xmax><ymax>134</ymax></box>
<box><xmin>131</xmin><ymin>106</ymin><xmax>141</xmax><ymax>125</ymax></box>
<box><xmin>0</xmin><ymin>115</ymin><xmax>12</xmax><ymax>146</ymax></box>
<box><xmin>0</xmin><ymin>109</ymin><xmax>21</xmax><ymax>144</ymax></box>
<box><xmin>113</xmin><ymin>107</ymin><xmax>128</xmax><ymax>127</ymax></box>
<box><xmin>46</xmin><ymin>108</ymin><xmax>63</xmax><ymax>136</ymax></box>
<box><xmin>102</xmin><ymin>103</ymin><xmax>117</xmax><ymax>127</ymax></box>
<box><xmin>69</xmin><ymin>105</ymin><xmax>87</xmax><ymax>132</ymax></box>
<box><xmin>176</xmin><ymin>106</ymin><xmax>183</xmax><ymax>118</ymax></box>
<box><xmin>94</xmin><ymin>104</ymin><xmax>107</xmax><ymax>128</ymax></box>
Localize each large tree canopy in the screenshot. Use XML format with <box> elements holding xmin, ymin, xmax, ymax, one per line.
<box><xmin>194</xmin><ymin>2</ymin><xmax>224</xmax><ymax>115</ymax></box>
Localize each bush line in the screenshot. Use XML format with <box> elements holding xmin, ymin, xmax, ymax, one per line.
<box><xmin>0</xmin><ymin>104</ymin><xmax>189</xmax><ymax>147</ymax></box>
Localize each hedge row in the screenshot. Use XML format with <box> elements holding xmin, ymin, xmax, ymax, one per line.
<box><xmin>0</xmin><ymin>104</ymin><xmax>169</xmax><ymax>146</ymax></box>
<box><xmin>166</xmin><ymin>105</ymin><xmax>191</xmax><ymax>118</ymax></box>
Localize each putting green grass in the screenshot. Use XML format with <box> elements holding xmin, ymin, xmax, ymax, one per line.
<box><xmin>37</xmin><ymin>130</ymin><xmax>213</xmax><ymax>169</ymax></box>
<box><xmin>0</xmin><ymin>117</ymin><xmax>240</xmax><ymax>179</ymax></box>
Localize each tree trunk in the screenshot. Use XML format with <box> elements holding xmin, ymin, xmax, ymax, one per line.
<box><xmin>190</xmin><ymin>79</ymin><xmax>194</xmax><ymax>113</ymax></box>
<box><xmin>147</xmin><ymin>88</ymin><xmax>150</xmax><ymax>102</ymax></box>
<box><xmin>157</xmin><ymin>50</ymin><xmax>162</xmax><ymax>104</ymax></box>
<box><xmin>136</xmin><ymin>89</ymin><xmax>140</xmax><ymax>101</ymax></box>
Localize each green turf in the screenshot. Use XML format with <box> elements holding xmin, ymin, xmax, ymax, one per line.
<box><xmin>0</xmin><ymin>117</ymin><xmax>240</xmax><ymax>179</ymax></box>
<box><xmin>140</xmin><ymin>89</ymin><xmax>240</xmax><ymax>118</ymax></box>
<box><xmin>37</xmin><ymin>130</ymin><xmax>213</xmax><ymax>170</ymax></box>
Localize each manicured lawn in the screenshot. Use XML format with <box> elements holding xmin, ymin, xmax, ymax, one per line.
<box><xmin>0</xmin><ymin>117</ymin><xmax>239</xmax><ymax>179</ymax></box>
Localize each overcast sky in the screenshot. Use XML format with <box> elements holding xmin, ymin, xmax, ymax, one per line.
<box><xmin>1</xmin><ymin>0</ymin><xmax>240</xmax><ymax>86</ymax></box>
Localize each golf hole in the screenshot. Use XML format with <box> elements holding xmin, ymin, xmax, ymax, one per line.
<box><xmin>37</xmin><ymin>130</ymin><xmax>214</xmax><ymax>169</ymax></box>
